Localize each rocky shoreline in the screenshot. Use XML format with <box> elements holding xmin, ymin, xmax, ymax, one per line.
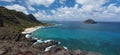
<box><xmin>0</xmin><ymin>32</ymin><xmax>102</xmax><ymax>55</ymax></box>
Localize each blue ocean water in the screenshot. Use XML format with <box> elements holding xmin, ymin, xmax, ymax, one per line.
<box><xmin>32</xmin><ymin>21</ymin><xmax>120</xmax><ymax>55</ymax></box>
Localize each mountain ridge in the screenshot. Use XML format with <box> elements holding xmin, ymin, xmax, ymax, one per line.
<box><xmin>0</xmin><ymin>6</ymin><xmax>45</xmax><ymax>31</ymax></box>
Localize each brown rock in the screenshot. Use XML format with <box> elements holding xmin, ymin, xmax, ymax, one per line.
<box><xmin>0</xmin><ymin>50</ymin><xmax>7</xmax><ymax>55</ymax></box>
<box><xmin>16</xmin><ymin>51</ymin><xmax>35</xmax><ymax>55</ymax></box>
<box><xmin>24</xmin><ymin>51</ymin><xmax>34</xmax><ymax>55</ymax></box>
<box><xmin>15</xmin><ymin>52</ymin><xmax>23</xmax><ymax>55</ymax></box>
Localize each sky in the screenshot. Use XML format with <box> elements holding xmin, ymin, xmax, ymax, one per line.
<box><xmin>0</xmin><ymin>0</ymin><xmax>120</xmax><ymax>21</ymax></box>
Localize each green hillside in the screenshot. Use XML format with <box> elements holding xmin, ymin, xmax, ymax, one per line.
<box><xmin>0</xmin><ymin>6</ymin><xmax>45</xmax><ymax>32</ymax></box>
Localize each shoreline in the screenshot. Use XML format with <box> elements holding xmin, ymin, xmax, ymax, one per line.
<box><xmin>21</xmin><ymin>25</ymin><xmax>66</xmax><ymax>52</ymax></box>
<box><xmin>0</xmin><ymin>26</ymin><xmax>102</xmax><ymax>55</ymax></box>
<box><xmin>20</xmin><ymin>25</ymin><xmax>101</xmax><ymax>55</ymax></box>
<box><xmin>21</xmin><ymin>26</ymin><xmax>44</xmax><ymax>34</ymax></box>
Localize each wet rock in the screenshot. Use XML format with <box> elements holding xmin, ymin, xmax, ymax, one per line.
<box><xmin>33</xmin><ymin>40</ymin><xmax>59</xmax><ymax>51</ymax></box>
<box><xmin>44</xmin><ymin>46</ymin><xmax>68</xmax><ymax>55</ymax></box>
<box><xmin>49</xmin><ymin>46</ymin><xmax>67</xmax><ymax>52</ymax></box>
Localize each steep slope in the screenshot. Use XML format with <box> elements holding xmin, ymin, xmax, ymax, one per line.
<box><xmin>0</xmin><ymin>6</ymin><xmax>45</xmax><ymax>40</ymax></box>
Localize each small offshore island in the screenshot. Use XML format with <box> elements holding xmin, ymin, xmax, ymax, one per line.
<box><xmin>84</xmin><ymin>19</ymin><xmax>97</xmax><ymax>24</ymax></box>
<box><xmin>0</xmin><ymin>6</ymin><xmax>101</xmax><ymax>55</ymax></box>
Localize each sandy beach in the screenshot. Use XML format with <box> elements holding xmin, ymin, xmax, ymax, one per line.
<box><xmin>22</xmin><ymin>26</ymin><xmax>43</xmax><ymax>34</ymax></box>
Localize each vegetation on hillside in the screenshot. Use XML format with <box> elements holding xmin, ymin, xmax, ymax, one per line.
<box><xmin>0</xmin><ymin>6</ymin><xmax>45</xmax><ymax>32</ymax></box>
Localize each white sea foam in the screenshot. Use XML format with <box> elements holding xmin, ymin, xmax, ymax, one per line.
<box><xmin>32</xmin><ymin>37</ymin><xmax>39</xmax><ymax>40</ymax></box>
<box><xmin>37</xmin><ymin>39</ymin><xmax>43</xmax><ymax>43</ymax></box>
<box><xmin>44</xmin><ymin>40</ymin><xmax>52</xmax><ymax>43</ymax></box>
<box><xmin>25</xmin><ymin>34</ymin><xmax>31</xmax><ymax>38</ymax></box>
<box><xmin>32</xmin><ymin>39</ymin><xmax>43</xmax><ymax>45</ymax></box>
<box><xmin>63</xmin><ymin>46</ymin><xmax>68</xmax><ymax>50</ymax></box>
<box><xmin>58</xmin><ymin>41</ymin><xmax>61</xmax><ymax>44</ymax></box>
<box><xmin>44</xmin><ymin>45</ymin><xmax>55</xmax><ymax>52</ymax></box>
<box><xmin>44</xmin><ymin>39</ymin><xmax>61</xmax><ymax>44</ymax></box>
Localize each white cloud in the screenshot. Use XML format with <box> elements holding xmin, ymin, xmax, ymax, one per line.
<box><xmin>59</xmin><ymin>0</ymin><xmax>66</xmax><ymax>4</ymax></box>
<box><xmin>5</xmin><ymin>4</ymin><xmax>28</xmax><ymax>14</ymax></box>
<box><xmin>27</xmin><ymin>0</ymin><xmax>55</xmax><ymax>7</ymax></box>
<box><xmin>0</xmin><ymin>0</ymin><xmax>15</xmax><ymax>2</ymax></box>
<box><xmin>34</xmin><ymin>5</ymin><xmax>87</xmax><ymax>21</ymax></box>
<box><xmin>28</xmin><ymin>5</ymin><xmax>36</xmax><ymax>11</ymax></box>
<box><xmin>107</xmin><ymin>4</ymin><xmax>120</xmax><ymax>13</ymax></box>
<box><xmin>34</xmin><ymin>7</ymin><xmax>120</xmax><ymax>21</ymax></box>
<box><xmin>33</xmin><ymin>0</ymin><xmax>120</xmax><ymax>21</ymax></box>
<box><xmin>76</xmin><ymin>0</ymin><xmax>107</xmax><ymax>5</ymax></box>
<box><xmin>76</xmin><ymin>0</ymin><xmax>108</xmax><ymax>12</ymax></box>
<box><xmin>25</xmin><ymin>0</ymin><xmax>55</xmax><ymax>11</ymax></box>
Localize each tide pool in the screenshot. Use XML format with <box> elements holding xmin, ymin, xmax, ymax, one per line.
<box><xmin>32</xmin><ymin>21</ymin><xmax>120</xmax><ymax>55</ymax></box>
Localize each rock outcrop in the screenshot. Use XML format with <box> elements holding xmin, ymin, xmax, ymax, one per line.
<box><xmin>84</xmin><ymin>19</ymin><xmax>97</xmax><ymax>24</ymax></box>
<box><xmin>0</xmin><ymin>13</ymin><xmax>4</xmax><ymax>27</ymax></box>
<box><xmin>0</xmin><ymin>39</ymin><xmax>102</xmax><ymax>55</ymax></box>
<box><xmin>46</xmin><ymin>46</ymin><xmax>101</xmax><ymax>55</ymax></box>
<box><xmin>0</xmin><ymin>39</ymin><xmax>59</xmax><ymax>55</ymax></box>
<box><xmin>0</xmin><ymin>19</ymin><xmax>3</xmax><ymax>27</ymax></box>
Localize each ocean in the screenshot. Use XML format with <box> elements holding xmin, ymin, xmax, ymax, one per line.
<box><xmin>32</xmin><ymin>21</ymin><xmax>120</xmax><ymax>55</ymax></box>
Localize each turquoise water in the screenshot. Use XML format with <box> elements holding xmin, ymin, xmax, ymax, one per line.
<box><xmin>32</xmin><ymin>21</ymin><xmax>120</xmax><ymax>55</ymax></box>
